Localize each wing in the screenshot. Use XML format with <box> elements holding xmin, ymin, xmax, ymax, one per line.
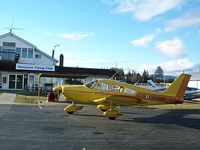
<box><xmin>93</xmin><ymin>94</ymin><xmax>140</xmax><ymax>106</ymax></box>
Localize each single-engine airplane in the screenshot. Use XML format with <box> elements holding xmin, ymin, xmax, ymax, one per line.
<box><xmin>53</xmin><ymin>73</ymin><xmax>191</xmax><ymax>120</ymax></box>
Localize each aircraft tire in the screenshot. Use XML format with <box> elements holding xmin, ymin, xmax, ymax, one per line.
<box><xmin>101</xmin><ymin>109</ymin><xmax>107</xmax><ymax>112</ymax></box>
<box><xmin>108</xmin><ymin>117</ymin><xmax>116</xmax><ymax>120</ymax></box>
<box><xmin>67</xmin><ymin>111</ymin><xmax>74</xmax><ymax>114</ymax></box>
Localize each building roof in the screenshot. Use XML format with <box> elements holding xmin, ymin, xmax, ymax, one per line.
<box><xmin>0</xmin><ymin>62</ymin><xmax>116</xmax><ymax>78</ymax></box>
<box><xmin>35</xmin><ymin>48</ymin><xmax>58</xmax><ymax>63</ymax></box>
<box><xmin>52</xmin><ymin>66</ymin><xmax>116</xmax><ymax>78</ymax></box>
<box><xmin>0</xmin><ymin>32</ymin><xmax>58</xmax><ymax>63</ymax></box>
<box><xmin>0</xmin><ymin>32</ymin><xmax>37</xmax><ymax>48</ymax></box>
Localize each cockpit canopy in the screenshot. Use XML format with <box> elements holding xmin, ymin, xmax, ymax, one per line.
<box><xmin>85</xmin><ymin>80</ymin><xmax>136</xmax><ymax>95</ymax></box>
<box><xmin>85</xmin><ymin>80</ymin><xmax>97</xmax><ymax>88</ymax></box>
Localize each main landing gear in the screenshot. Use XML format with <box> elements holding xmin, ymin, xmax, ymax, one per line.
<box><xmin>103</xmin><ymin>106</ymin><xmax>122</xmax><ymax>120</ymax></box>
<box><xmin>97</xmin><ymin>104</ymin><xmax>110</xmax><ymax>112</ymax></box>
<box><xmin>97</xmin><ymin>104</ymin><xmax>122</xmax><ymax>120</ymax></box>
<box><xmin>64</xmin><ymin>102</ymin><xmax>83</xmax><ymax>114</ymax></box>
<box><xmin>64</xmin><ymin>103</ymin><xmax>122</xmax><ymax>120</ymax></box>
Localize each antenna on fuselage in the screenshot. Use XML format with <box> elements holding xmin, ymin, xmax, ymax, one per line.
<box><xmin>109</xmin><ymin>71</ymin><xmax>118</xmax><ymax>80</ymax></box>
<box><xmin>134</xmin><ymin>79</ymin><xmax>140</xmax><ymax>86</ymax></box>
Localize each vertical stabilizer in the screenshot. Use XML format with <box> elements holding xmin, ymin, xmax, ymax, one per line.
<box><xmin>163</xmin><ymin>73</ymin><xmax>191</xmax><ymax>98</ymax></box>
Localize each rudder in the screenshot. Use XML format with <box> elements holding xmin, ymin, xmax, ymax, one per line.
<box><xmin>162</xmin><ymin>73</ymin><xmax>191</xmax><ymax>98</ymax></box>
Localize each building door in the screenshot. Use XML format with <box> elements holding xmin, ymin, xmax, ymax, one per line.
<box><xmin>24</xmin><ymin>75</ymin><xmax>28</xmax><ymax>90</ymax></box>
<box><xmin>9</xmin><ymin>75</ymin><xmax>15</xmax><ymax>89</ymax></box>
<box><xmin>16</xmin><ymin>75</ymin><xmax>23</xmax><ymax>89</ymax></box>
<box><xmin>9</xmin><ymin>74</ymin><xmax>23</xmax><ymax>90</ymax></box>
<box><xmin>28</xmin><ymin>74</ymin><xmax>35</xmax><ymax>90</ymax></box>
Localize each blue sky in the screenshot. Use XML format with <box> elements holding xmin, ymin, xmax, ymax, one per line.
<box><xmin>0</xmin><ymin>0</ymin><xmax>200</xmax><ymax>74</ymax></box>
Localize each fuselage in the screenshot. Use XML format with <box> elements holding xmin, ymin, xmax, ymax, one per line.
<box><xmin>54</xmin><ymin>79</ymin><xmax>182</xmax><ymax>106</ymax></box>
<box><xmin>53</xmin><ymin>73</ymin><xmax>191</xmax><ymax>119</ymax></box>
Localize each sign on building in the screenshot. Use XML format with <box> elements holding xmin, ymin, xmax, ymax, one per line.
<box><xmin>16</xmin><ymin>63</ymin><xmax>55</xmax><ymax>71</ymax></box>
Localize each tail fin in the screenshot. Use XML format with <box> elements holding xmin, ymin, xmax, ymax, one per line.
<box><xmin>163</xmin><ymin>73</ymin><xmax>191</xmax><ymax>98</ymax></box>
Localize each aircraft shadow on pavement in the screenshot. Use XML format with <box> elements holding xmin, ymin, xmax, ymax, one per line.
<box><xmin>73</xmin><ymin>113</ymin><xmax>104</xmax><ymax>118</ymax></box>
<box><xmin>119</xmin><ymin>109</ymin><xmax>200</xmax><ymax>130</ymax></box>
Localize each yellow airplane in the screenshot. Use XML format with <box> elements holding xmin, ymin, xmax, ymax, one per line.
<box><xmin>53</xmin><ymin>73</ymin><xmax>191</xmax><ymax>120</ymax></box>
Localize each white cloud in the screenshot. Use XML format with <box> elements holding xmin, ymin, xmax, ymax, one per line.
<box><xmin>161</xmin><ymin>58</ymin><xmax>195</xmax><ymax>73</ymax></box>
<box><xmin>136</xmin><ymin>64</ymin><xmax>157</xmax><ymax>74</ymax></box>
<box><xmin>155</xmin><ymin>28</ymin><xmax>162</xmax><ymax>34</ymax></box>
<box><xmin>44</xmin><ymin>32</ymin><xmax>53</xmax><ymax>36</ymax></box>
<box><xmin>156</xmin><ymin>37</ymin><xmax>185</xmax><ymax>58</ymax></box>
<box><xmin>58</xmin><ymin>32</ymin><xmax>94</xmax><ymax>41</ymax></box>
<box><xmin>103</xmin><ymin>0</ymin><xmax>184</xmax><ymax>21</ymax></box>
<box><xmin>44</xmin><ymin>31</ymin><xmax>94</xmax><ymax>41</ymax></box>
<box><xmin>130</xmin><ymin>34</ymin><xmax>155</xmax><ymax>47</ymax></box>
<box><xmin>136</xmin><ymin>58</ymin><xmax>195</xmax><ymax>74</ymax></box>
<box><xmin>165</xmin><ymin>8</ymin><xmax>200</xmax><ymax>32</ymax></box>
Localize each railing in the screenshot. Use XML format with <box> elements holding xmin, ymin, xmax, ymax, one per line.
<box><xmin>0</xmin><ymin>51</ymin><xmax>19</xmax><ymax>62</ymax></box>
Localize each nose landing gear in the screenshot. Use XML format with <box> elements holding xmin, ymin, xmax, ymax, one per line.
<box><xmin>64</xmin><ymin>102</ymin><xmax>83</xmax><ymax>114</ymax></box>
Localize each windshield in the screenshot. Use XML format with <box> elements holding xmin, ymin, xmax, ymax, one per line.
<box><xmin>85</xmin><ymin>80</ymin><xmax>97</xmax><ymax>88</ymax></box>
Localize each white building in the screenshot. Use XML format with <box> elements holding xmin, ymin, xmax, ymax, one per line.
<box><xmin>188</xmin><ymin>72</ymin><xmax>200</xmax><ymax>89</ymax></box>
<box><xmin>0</xmin><ymin>32</ymin><xmax>60</xmax><ymax>90</ymax></box>
<box><xmin>0</xmin><ymin>32</ymin><xmax>115</xmax><ymax>91</ymax></box>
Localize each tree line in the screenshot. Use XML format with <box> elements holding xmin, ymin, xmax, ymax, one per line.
<box><xmin>114</xmin><ymin>66</ymin><xmax>174</xmax><ymax>84</ymax></box>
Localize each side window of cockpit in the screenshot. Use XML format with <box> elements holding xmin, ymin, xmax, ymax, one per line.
<box><xmin>124</xmin><ymin>88</ymin><xmax>136</xmax><ymax>95</ymax></box>
<box><xmin>96</xmin><ymin>82</ymin><xmax>109</xmax><ymax>91</ymax></box>
<box><xmin>112</xmin><ymin>85</ymin><xmax>123</xmax><ymax>92</ymax></box>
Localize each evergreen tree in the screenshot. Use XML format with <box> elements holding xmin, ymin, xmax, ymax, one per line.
<box><xmin>154</xmin><ymin>66</ymin><xmax>164</xmax><ymax>82</ymax></box>
<box><xmin>126</xmin><ymin>70</ymin><xmax>132</xmax><ymax>83</ymax></box>
<box><xmin>141</xmin><ymin>70</ymin><xmax>150</xmax><ymax>83</ymax></box>
<box><xmin>114</xmin><ymin>68</ymin><xmax>125</xmax><ymax>81</ymax></box>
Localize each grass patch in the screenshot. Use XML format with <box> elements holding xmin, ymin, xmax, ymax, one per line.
<box><xmin>15</xmin><ymin>94</ymin><xmax>47</xmax><ymax>104</ymax></box>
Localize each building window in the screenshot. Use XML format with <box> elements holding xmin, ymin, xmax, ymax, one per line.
<box><xmin>8</xmin><ymin>74</ymin><xmax>23</xmax><ymax>89</ymax></box>
<box><xmin>0</xmin><ymin>48</ymin><xmax>2</xmax><ymax>60</ymax></box>
<box><xmin>2</xmin><ymin>49</ymin><xmax>15</xmax><ymax>61</ymax></box>
<box><xmin>2</xmin><ymin>42</ymin><xmax>16</xmax><ymax>61</ymax></box>
<box><xmin>16</xmin><ymin>47</ymin><xmax>21</xmax><ymax>57</ymax></box>
<box><xmin>0</xmin><ymin>73</ymin><xmax>2</xmax><ymax>89</ymax></box>
<box><xmin>3</xmin><ymin>42</ymin><xmax>16</xmax><ymax>52</ymax></box>
<box><xmin>28</xmin><ymin>48</ymin><xmax>33</xmax><ymax>58</ymax></box>
<box><xmin>22</xmin><ymin>48</ymin><xmax>27</xmax><ymax>58</ymax></box>
<box><xmin>3</xmin><ymin>42</ymin><xmax>16</xmax><ymax>47</ymax></box>
<box><xmin>3</xmin><ymin>77</ymin><xmax>7</xmax><ymax>83</ymax></box>
<box><xmin>35</xmin><ymin>54</ymin><xmax>41</xmax><ymax>58</ymax></box>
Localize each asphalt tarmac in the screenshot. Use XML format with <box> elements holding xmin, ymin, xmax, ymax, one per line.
<box><xmin>0</xmin><ymin>103</ymin><xmax>200</xmax><ymax>150</ymax></box>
